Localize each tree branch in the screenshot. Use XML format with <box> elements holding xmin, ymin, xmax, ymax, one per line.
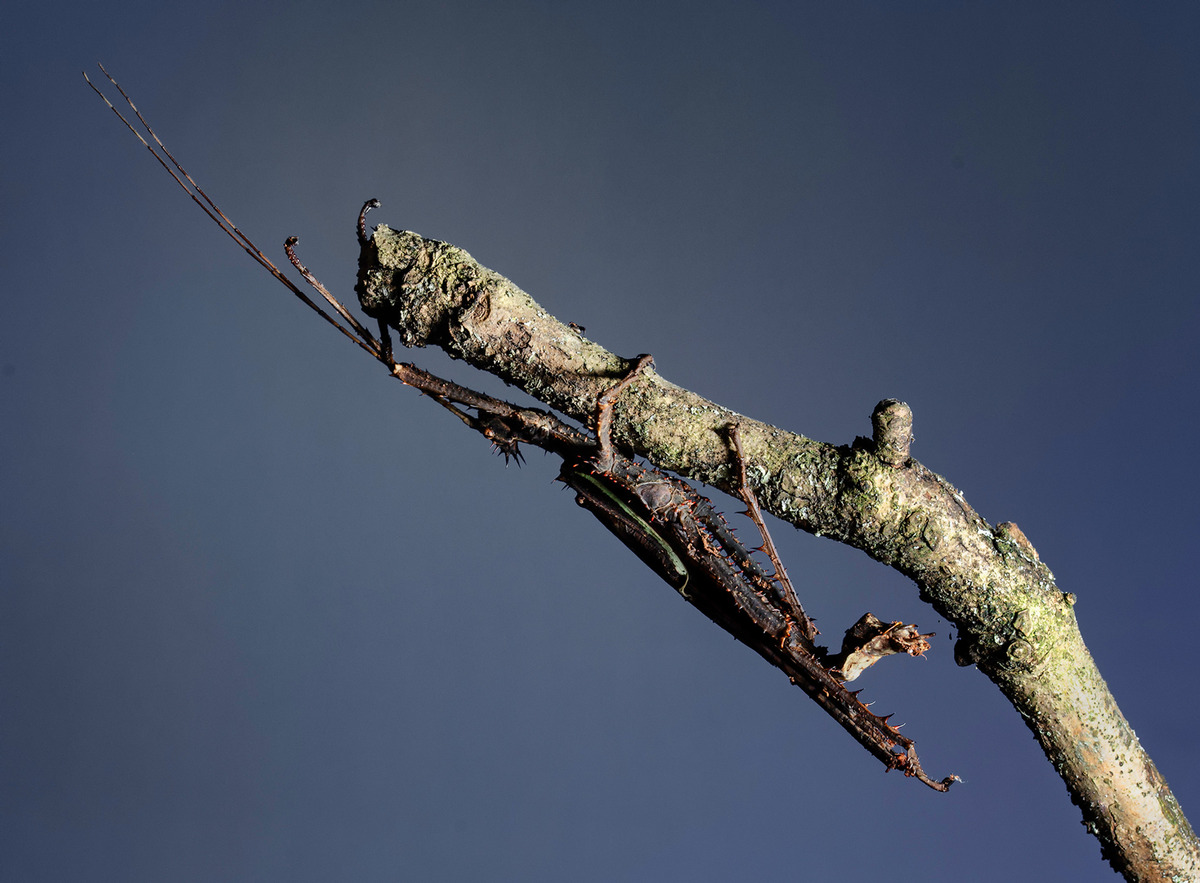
<box><xmin>358</xmin><ymin>224</ymin><xmax>1199</xmax><ymax>882</ymax></box>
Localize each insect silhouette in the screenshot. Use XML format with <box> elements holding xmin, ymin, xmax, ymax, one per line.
<box><xmin>87</xmin><ymin>64</ymin><xmax>956</xmax><ymax>791</ymax></box>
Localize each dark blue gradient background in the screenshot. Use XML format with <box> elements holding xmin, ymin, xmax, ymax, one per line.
<box><xmin>4</xmin><ymin>3</ymin><xmax>1198</xmax><ymax>879</ymax></box>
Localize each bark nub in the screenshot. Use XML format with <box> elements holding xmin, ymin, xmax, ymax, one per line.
<box><xmin>871</xmin><ymin>399</ymin><xmax>913</xmax><ymax>467</ymax></box>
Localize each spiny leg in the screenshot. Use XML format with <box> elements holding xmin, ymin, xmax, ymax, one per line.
<box><xmin>376</xmin><ymin>319</ymin><xmax>394</xmax><ymax>366</ymax></box>
<box><xmin>357</xmin><ymin>198</ymin><xmax>381</xmax><ymax>247</ymax></box>
<box><xmin>594</xmin><ymin>354</ymin><xmax>654</xmax><ymax>467</ymax></box>
<box><xmin>727</xmin><ymin>422</ymin><xmax>817</xmax><ymax>645</ymax></box>
<box><xmin>354</xmin><ymin>199</ymin><xmax>396</xmax><ymax>366</ymax></box>
<box><xmin>285</xmin><ymin>236</ymin><xmax>379</xmax><ymax>354</ymax></box>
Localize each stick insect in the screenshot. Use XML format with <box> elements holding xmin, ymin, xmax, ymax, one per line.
<box><xmin>87</xmin><ymin>66</ymin><xmax>957</xmax><ymax>792</ymax></box>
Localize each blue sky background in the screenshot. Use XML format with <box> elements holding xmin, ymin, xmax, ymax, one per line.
<box><xmin>3</xmin><ymin>2</ymin><xmax>1198</xmax><ymax>879</ymax></box>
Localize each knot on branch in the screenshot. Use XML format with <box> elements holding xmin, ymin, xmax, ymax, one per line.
<box><xmin>997</xmin><ymin>521</ymin><xmax>1041</xmax><ymax>562</ymax></box>
<box><xmin>871</xmin><ymin>399</ymin><xmax>913</xmax><ymax>466</ymax></box>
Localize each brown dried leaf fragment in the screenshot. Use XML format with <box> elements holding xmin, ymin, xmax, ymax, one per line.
<box><xmin>829</xmin><ymin>613</ymin><xmax>934</xmax><ymax>682</ymax></box>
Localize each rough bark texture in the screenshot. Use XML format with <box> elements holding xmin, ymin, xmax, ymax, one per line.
<box><xmin>358</xmin><ymin>224</ymin><xmax>1198</xmax><ymax>882</ymax></box>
